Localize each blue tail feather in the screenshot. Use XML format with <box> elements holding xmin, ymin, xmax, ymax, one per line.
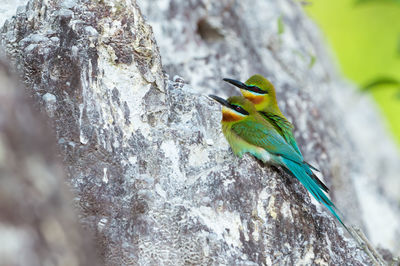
<box><xmin>303</xmin><ymin>164</ymin><xmax>329</xmax><ymax>193</ymax></box>
<box><xmin>282</xmin><ymin>158</ymin><xmax>347</xmax><ymax>229</ymax></box>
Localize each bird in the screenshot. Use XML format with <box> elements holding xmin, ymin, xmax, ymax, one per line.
<box><xmin>223</xmin><ymin>74</ymin><xmax>329</xmax><ymax>193</ymax></box>
<box><xmin>209</xmin><ymin>94</ymin><xmax>348</xmax><ymax>232</ymax></box>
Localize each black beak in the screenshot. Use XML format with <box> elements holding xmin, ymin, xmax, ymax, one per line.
<box><xmin>224</xmin><ymin>78</ymin><xmax>268</xmax><ymax>95</ymax></box>
<box><xmin>223</xmin><ymin>78</ymin><xmax>248</xmax><ymax>90</ymax></box>
<box><xmin>209</xmin><ymin>95</ymin><xmax>230</xmax><ymax>107</ymax></box>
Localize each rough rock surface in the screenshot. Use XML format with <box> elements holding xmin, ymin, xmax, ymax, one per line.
<box><xmin>0</xmin><ymin>0</ymin><xmax>399</xmax><ymax>265</ymax></box>
<box><xmin>139</xmin><ymin>0</ymin><xmax>400</xmax><ymax>256</ymax></box>
<box><xmin>0</xmin><ymin>60</ymin><xmax>98</xmax><ymax>265</ymax></box>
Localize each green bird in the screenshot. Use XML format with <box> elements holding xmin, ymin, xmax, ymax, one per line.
<box><xmin>223</xmin><ymin>74</ymin><xmax>328</xmax><ymax>193</ymax></box>
<box><xmin>209</xmin><ymin>94</ymin><xmax>348</xmax><ymax>231</ymax></box>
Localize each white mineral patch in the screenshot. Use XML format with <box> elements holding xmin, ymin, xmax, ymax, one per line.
<box><xmin>78</xmin><ymin>103</ymin><xmax>89</xmax><ymax>145</ymax></box>
<box><xmin>267</xmin><ymin>195</ymin><xmax>277</xmax><ymax>220</ymax></box>
<box><xmin>29</xmin><ymin>33</ymin><xmax>49</xmax><ymax>43</ymax></box>
<box><xmin>128</xmin><ymin>156</ymin><xmax>137</xmax><ymax>165</ymax></box>
<box><xmin>160</xmin><ymin>140</ymin><xmax>184</xmax><ymax>181</ymax></box>
<box><xmin>57</xmin><ymin>9</ymin><xmax>74</xmax><ymax>18</ymax></box>
<box><xmin>61</xmin><ymin>0</ymin><xmax>77</xmax><ymax>9</ymax></box>
<box><xmin>297</xmin><ymin>245</ymin><xmax>315</xmax><ymax>265</ymax></box>
<box><xmin>257</xmin><ymin>188</ymin><xmax>268</xmax><ymax>221</ymax></box>
<box><xmin>84</xmin><ymin>26</ymin><xmax>98</xmax><ymax>36</ymax></box>
<box><xmin>190</xmin><ymin>206</ymin><xmax>242</xmax><ymax>248</ymax></box>
<box><xmin>71</xmin><ymin>46</ymin><xmax>79</xmax><ymax>57</ymax></box>
<box><xmin>155</xmin><ymin>183</ymin><xmax>167</xmax><ymax>199</ymax></box>
<box><xmin>102</xmin><ymin>168</ymin><xmax>108</xmax><ymax>184</ymax></box>
<box><xmin>68</xmin><ymin>141</ymin><xmax>76</xmax><ymax>148</ymax></box>
<box><xmin>223</xmin><ymin>178</ymin><xmax>235</xmax><ymax>187</ymax></box>
<box><xmin>112</xmin><ymin>139</ymin><xmax>120</xmax><ymax>149</ymax></box>
<box><xmin>205</xmin><ymin>138</ymin><xmax>214</xmax><ymax>146</ymax></box>
<box><xmin>0</xmin><ymin>0</ymin><xmax>29</xmax><ymax>27</ymax></box>
<box><xmin>241</xmin><ymin>221</ymin><xmax>250</xmax><ymax>242</ymax></box>
<box><xmin>314</xmin><ymin>258</ymin><xmax>329</xmax><ymax>266</ymax></box>
<box><xmin>43</xmin><ymin>93</ymin><xmax>57</xmax><ymax>117</ymax></box>
<box><xmin>96</xmin><ymin>44</ymin><xmax>152</xmax><ymax>136</ymax></box>
<box><xmin>25</xmin><ymin>43</ymin><xmax>37</xmax><ymax>52</ymax></box>
<box><xmin>43</xmin><ymin>92</ymin><xmax>56</xmax><ymax>103</ymax></box>
<box><xmin>188</xmin><ymin>145</ymin><xmax>208</xmax><ymax>167</ymax></box>
<box><xmin>252</xmin><ymin>219</ymin><xmax>261</xmax><ymax>242</ymax></box>
<box><xmin>97</xmin><ymin>217</ymin><xmax>108</xmax><ymax>232</ymax></box>
<box><xmin>172</xmin><ymin>75</ymin><xmax>184</xmax><ymax>83</ymax></box>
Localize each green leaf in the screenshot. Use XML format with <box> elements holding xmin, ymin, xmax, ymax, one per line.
<box><xmin>360</xmin><ymin>77</ymin><xmax>400</xmax><ymax>91</ymax></box>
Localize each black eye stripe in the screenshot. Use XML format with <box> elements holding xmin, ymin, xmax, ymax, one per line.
<box><xmin>247</xmin><ymin>85</ymin><xmax>267</xmax><ymax>94</ymax></box>
<box><xmin>230</xmin><ymin>104</ymin><xmax>249</xmax><ymax>115</ymax></box>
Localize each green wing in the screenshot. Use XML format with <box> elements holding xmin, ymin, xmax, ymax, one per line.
<box><xmin>260</xmin><ymin>113</ymin><xmax>325</xmax><ymax>190</ymax></box>
<box><xmin>231</xmin><ymin>120</ymin><xmax>303</xmax><ymax>164</ymax></box>
<box><xmin>259</xmin><ymin>112</ymin><xmax>302</xmax><ymax>155</ymax></box>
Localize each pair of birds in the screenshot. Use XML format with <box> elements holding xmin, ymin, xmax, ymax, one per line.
<box><xmin>210</xmin><ymin>74</ymin><xmax>348</xmax><ymax>232</ymax></box>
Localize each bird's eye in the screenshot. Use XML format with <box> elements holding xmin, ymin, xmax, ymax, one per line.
<box><xmin>232</xmin><ymin>104</ymin><xmax>243</xmax><ymax>112</ymax></box>
<box><xmin>248</xmin><ymin>85</ymin><xmax>267</xmax><ymax>94</ymax></box>
<box><xmin>230</xmin><ymin>104</ymin><xmax>249</xmax><ymax>115</ymax></box>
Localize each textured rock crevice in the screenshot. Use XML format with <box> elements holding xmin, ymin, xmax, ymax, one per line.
<box><xmin>0</xmin><ymin>0</ymin><xmax>399</xmax><ymax>265</ymax></box>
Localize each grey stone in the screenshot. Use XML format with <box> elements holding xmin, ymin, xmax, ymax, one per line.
<box><xmin>0</xmin><ymin>60</ymin><xmax>98</xmax><ymax>266</ymax></box>
<box><xmin>1</xmin><ymin>0</ymin><xmax>399</xmax><ymax>265</ymax></box>
<box><xmin>139</xmin><ymin>0</ymin><xmax>400</xmax><ymax>258</ymax></box>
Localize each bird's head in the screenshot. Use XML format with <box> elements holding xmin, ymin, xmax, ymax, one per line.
<box><xmin>209</xmin><ymin>95</ymin><xmax>255</xmax><ymax>123</ymax></box>
<box><xmin>223</xmin><ymin>74</ymin><xmax>276</xmax><ymax>111</ymax></box>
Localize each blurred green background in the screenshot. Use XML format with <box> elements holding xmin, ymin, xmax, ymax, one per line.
<box><xmin>304</xmin><ymin>0</ymin><xmax>400</xmax><ymax>148</ymax></box>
